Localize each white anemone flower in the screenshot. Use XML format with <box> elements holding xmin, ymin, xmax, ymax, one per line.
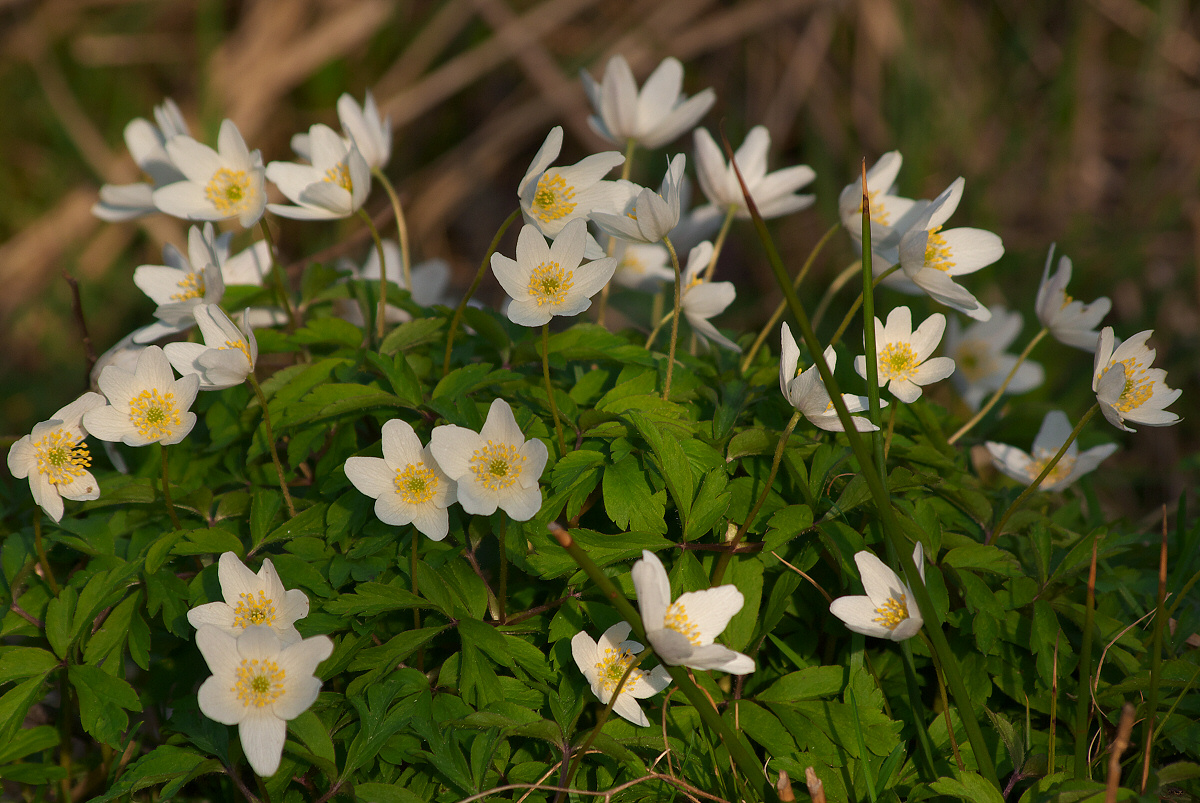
<box><xmin>580</xmin><ymin>55</ymin><xmax>715</xmax><ymax>150</ymax></box>
<box><xmin>631</xmin><ymin>550</ymin><xmax>755</xmax><ymax>674</ymax></box>
<box><xmin>164</xmin><ymin>304</ymin><xmax>258</xmax><ymax>391</ymax></box>
<box><xmin>519</xmin><ymin>126</ymin><xmax>625</xmax><ymax>255</ymax></box>
<box><xmin>94</xmin><ymin>98</ymin><xmax>190</xmax><ymax>222</ymax></box>
<box><xmin>895</xmin><ymin>178</ymin><xmax>1003</xmax><ymax>321</ymax></box>
<box><xmin>1092</xmin><ymin>328</ymin><xmax>1181</xmax><ymax>432</ymax></box>
<box><xmin>854</xmin><ymin>307</ymin><xmax>955</xmax><ymax>403</ymax></box>
<box><xmin>153</xmin><ymin>119</ymin><xmax>266</xmax><ymax>228</ymax></box>
<box><xmin>292</xmin><ymin>91</ymin><xmax>392</xmax><ymax>171</ymax></box>
<box><xmin>985</xmin><ymin>411</ymin><xmax>1118</xmax><ymax>492</ymax></box>
<box><xmin>267</xmin><ymin>124</ymin><xmax>371</xmax><ymax>220</ymax></box>
<box><xmin>187</xmin><ymin>552</ymin><xmax>310</xmax><ymax>645</ymax></box>
<box><xmin>830</xmin><ymin>543</ymin><xmax>925</xmax><ymax>641</ymax></box>
<box><xmin>83</xmin><ymin>346</ymin><xmax>199</xmax><ymax>447</ymax></box>
<box><xmin>335</xmin><ymin>239</ymin><xmax>452</xmax><ymax>326</ymax></box>
<box><xmin>779</xmin><ymin>323</ymin><xmax>879</xmax><ymax>433</ymax></box>
<box><xmin>197</xmin><ymin>625</ymin><xmax>332</xmax><ymax>777</ymax></box>
<box><xmin>429</xmin><ymin>399</ymin><xmax>549</xmax><ymax>521</ymax></box>
<box><xmin>692</xmin><ymin>126</ymin><xmax>815</xmax><ymax>220</ymax></box>
<box><xmin>492</xmin><ymin>219</ymin><xmax>616</xmax><ymax>327</ymax></box>
<box><xmin>7</xmin><ymin>393</ymin><xmax>107</xmax><ymax>522</ymax></box>
<box><xmin>944</xmin><ymin>307</ymin><xmax>1044</xmax><ymax>411</ymax></box>
<box><xmin>612</xmin><ymin>240</ymin><xmax>673</xmax><ymax>291</ymax></box>
<box><xmin>678</xmin><ymin>240</ymin><xmax>739</xmax><ymax>352</ymax></box>
<box><xmin>838</xmin><ymin>151</ymin><xmax>927</xmax><ymax>250</ymax></box>
<box><xmin>132</xmin><ymin>224</ymin><xmax>226</xmax><ymax>344</ymax></box>
<box><xmin>344</xmin><ymin>419</ymin><xmax>457</xmax><ymax>541</ymax></box>
<box><xmin>571</xmin><ymin>622</ymin><xmax>672</xmax><ymax>727</ymax></box>
<box><xmin>1035</xmin><ymin>247</ymin><xmax>1112</xmax><ymax>351</ymax></box>
<box><xmin>591</xmin><ymin>154</ymin><xmax>686</xmax><ymax>245</ymax></box>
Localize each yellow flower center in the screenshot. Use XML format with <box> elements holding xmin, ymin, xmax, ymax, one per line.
<box><xmin>858</xmin><ymin>189</ymin><xmax>891</xmax><ymax>225</ymax></box>
<box><xmin>232</xmin><ymin>590</ymin><xmax>278</xmax><ymax>629</ymax></box>
<box><xmin>1113</xmin><ymin>357</ymin><xmax>1153</xmax><ymax>413</ymax></box>
<box><xmin>878</xmin><ymin>342</ymin><xmax>920</xmax><ymax>382</ymax></box>
<box><xmin>33</xmin><ymin>429</ymin><xmax>91</xmax><ymax>485</ymax></box>
<box><xmin>205</xmin><ymin>167</ymin><xmax>253</xmax><ymax>215</ymax></box>
<box><xmin>924</xmin><ymin>226</ymin><xmax>954</xmax><ymax>272</ymax></box>
<box><xmin>324</xmin><ymin>162</ymin><xmax>352</xmax><ymax>192</ymax></box>
<box><xmin>394</xmin><ymin>462</ymin><xmax>439</xmax><ymax>505</ymax></box>
<box><xmin>873</xmin><ymin>594</ymin><xmax>909</xmax><ymax>630</ymax></box>
<box><xmin>469</xmin><ymin>441</ymin><xmax>526</xmax><ymax>491</ymax></box>
<box><xmin>1026</xmin><ymin>454</ymin><xmax>1076</xmax><ymax>486</ymax></box>
<box><xmin>129</xmin><ymin>388</ymin><xmax>181</xmax><ymax>441</ymax></box>
<box><xmin>232</xmin><ymin>658</ymin><xmax>286</xmax><ymax>708</ymax></box>
<box><xmin>663</xmin><ymin>601</ymin><xmax>702</xmax><ymax>646</ymax></box>
<box><xmin>528</xmin><ymin>261</ymin><xmax>574</xmax><ymax>306</ymax></box>
<box><xmin>171</xmin><ymin>271</ymin><xmax>206</xmax><ymax>302</ymax></box>
<box><xmin>955</xmin><ymin>340</ymin><xmax>996</xmax><ymax>383</ymax></box>
<box><xmin>619</xmin><ymin>254</ymin><xmax>644</xmax><ymax>274</ymax></box>
<box><xmin>594</xmin><ymin>646</ymin><xmax>645</xmax><ymax>694</ymax></box>
<box><xmin>218</xmin><ymin>338</ymin><xmax>253</xmax><ymax>365</ymax></box>
<box><xmin>531</xmin><ymin>172</ymin><xmax>576</xmax><ymax>222</ymax></box>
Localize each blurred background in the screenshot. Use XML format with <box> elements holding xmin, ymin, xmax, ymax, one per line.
<box><xmin>1</xmin><ymin>0</ymin><xmax>1196</xmax><ymax>519</ymax></box>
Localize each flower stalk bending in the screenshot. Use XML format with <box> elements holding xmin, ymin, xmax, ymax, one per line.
<box><xmin>257</xmin><ymin>219</ymin><xmax>297</xmax><ymax>331</ymax></box>
<box><xmin>662</xmin><ymin>235</ymin><xmax>682</xmax><ymax>401</ymax></box>
<box><xmin>948</xmin><ymin>327</ymin><xmax>1048</xmax><ymax>445</ymax></box>
<box><xmin>444</xmin><ymin>209</ymin><xmax>521</xmax><ymax>373</ymax></box>
<box><xmin>988</xmin><ymin>403</ymin><xmax>1099</xmax><ymax>544</ymax></box>
<box><xmin>372</xmin><ymin>168</ymin><xmax>412</xmax><ymax>297</ymax></box>
<box><xmin>358</xmin><ymin>208</ymin><xmax>390</xmax><ymax>344</ymax></box>
<box><xmin>248</xmin><ymin>375</ymin><xmax>296</xmax><ymax>518</ymax></box>
<box><xmin>161</xmin><ymin>445</ymin><xmax>182</xmax><ymax>531</ymax></box>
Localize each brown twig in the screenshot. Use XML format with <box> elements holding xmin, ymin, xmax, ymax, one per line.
<box><xmin>1104</xmin><ymin>703</ymin><xmax>1136</xmax><ymax>802</ymax></box>
<box><xmin>61</xmin><ymin>270</ymin><xmax>97</xmax><ymax>377</ymax></box>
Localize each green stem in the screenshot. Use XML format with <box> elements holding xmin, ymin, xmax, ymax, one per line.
<box><xmin>412</xmin><ymin>533</ymin><xmax>423</xmax><ymax>671</ymax></box>
<box><xmin>989</xmin><ymin>403</ymin><xmax>1099</xmax><ymax>544</ymax></box>
<box><xmin>1075</xmin><ymin>538</ymin><xmax>1099</xmax><ymax>779</ymax></box>
<box><xmin>444</xmin><ymin>209</ymin><xmax>521</xmax><ymax>374</ymax></box>
<box><xmin>827</xmin><ymin>265</ymin><xmax>901</xmax><ymax>350</ymax></box>
<box><xmin>858</xmin><ymin>178</ymin><xmax>886</xmax><ymax>485</ymax></box>
<box><xmin>702</xmin><ymin>205</ymin><xmax>737</xmax><ymax>282</ymax></box>
<box><xmin>711</xmin><ymin>412</ymin><xmax>801</xmax><ymax>586</ymax></box>
<box><xmin>358</xmin><ymin>209</ymin><xmax>390</xmax><ymax>345</ymax></box>
<box><xmin>550</xmin><ymin>527</ymin><xmax>770</xmax><ymax>800</ymax></box>
<box><xmin>372</xmin><ymin>169</ymin><xmax>412</xmax><ymax>295</ymax></box>
<box><xmin>248</xmin><ymin>375</ymin><xmax>296</xmax><ymax>518</ymax></box>
<box><xmin>740</xmin><ymin>221</ymin><xmax>841</xmax><ymax>373</ymax></box>
<box><xmin>496</xmin><ymin>515</ymin><xmax>508</xmax><ymax>625</ymax></box>
<box><xmin>644</xmin><ymin>310</ymin><xmax>673</xmax><ymax>350</ymax></box>
<box><xmin>910</xmin><ymin>634</ymin><xmax>948</xmax><ymax>778</ymax></box>
<box><xmin>560</xmin><ymin>651</ymin><xmax>647</xmax><ymax>795</ymax></box>
<box><xmin>948</xmin><ymin>328</ymin><xmax>1048</xmax><ymax>445</ymax></box>
<box><xmin>161</xmin><ymin>445</ymin><xmax>182</xmax><ymax>531</ymax></box>
<box><xmin>257</xmin><ymin>219</ymin><xmax>297</xmax><ymax>331</ymax></box>
<box><xmin>662</xmin><ymin>235</ymin><xmax>682</xmax><ymax>401</ymax></box>
<box><xmin>728</xmin><ymin>138</ymin><xmax>998</xmax><ymax>787</ymax></box>
<box><xmin>542</xmin><ymin>324</ymin><xmax>567</xmax><ymax>455</ymax></box>
<box><xmin>32</xmin><ymin>509</ymin><xmax>60</xmax><ymax>595</ymax></box>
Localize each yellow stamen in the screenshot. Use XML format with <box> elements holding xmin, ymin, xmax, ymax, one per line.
<box><xmin>129</xmin><ymin>388</ymin><xmax>181</xmax><ymax>441</ymax></box>
<box><xmin>394</xmin><ymin>462</ymin><xmax>438</xmax><ymax>505</ymax></box>
<box><xmin>531</xmin><ymin>172</ymin><xmax>576</xmax><ymax>222</ymax></box>
<box><xmin>663</xmin><ymin>601</ymin><xmax>702</xmax><ymax>645</ymax></box>
<box><xmin>324</xmin><ymin>162</ymin><xmax>352</xmax><ymax>192</ymax></box>
<box><xmin>594</xmin><ymin>646</ymin><xmax>645</xmax><ymax>694</ymax></box>
<box><xmin>218</xmin><ymin>339</ymin><xmax>252</xmax><ymax>364</ymax></box>
<box><xmin>232</xmin><ymin>590</ymin><xmax>278</xmax><ymax>629</ymax></box>
<box><xmin>205</xmin><ymin>167</ymin><xmax>254</xmax><ymax>216</ymax></box>
<box><xmin>170</xmin><ymin>272</ymin><xmax>206</xmax><ymax>302</ymax></box>
<box><xmin>1025</xmin><ymin>454</ymin><xmax>1076</xmax><ymax>486</ymax></box>
<box><xmin>231</xmin><ymin>658</ymin><xmax>286</xmax><ymax>708</ymax></box>
<box><xmin>528</xmin><ymin>261</ymin><xmax>573</xmax><ymax>306</ymax></box>
<box><xmin>873</xmin><ymin>594</ymin><xmax>909</xmax><ymax>630</ymax></box>
<box><xmin>468</xmin><ymin>441</ymin><xmax>526</xmax><ymax>492</ymax></box>
<box><xmin>878</xmin><ymin>342</ymin><xmax>920</xmax><ymax>383</ymax></box>
<box><xmin>924</xmin><ymin>226</ymin><xmax>954</xmax><ymax>271</ymax></box>
<box><xmin>33</xmin><ymin>429</ymin><xmax>91</xmax><ymax>486</ymax></box>
<box><xmin>1113</xmin><ymin>357</ymin><xmax>1153</xmax><ymax>413</ymax></box>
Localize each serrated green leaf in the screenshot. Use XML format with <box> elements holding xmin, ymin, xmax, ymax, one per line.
<box><xmin>69</xmin><ymin>664</ymin><xmax>142</xmax><ymax>746</ymax></box>
<box><xmin>602</xmin><ymin>456</ymin><xmax>667</xmax><ymax>535</ymax></box>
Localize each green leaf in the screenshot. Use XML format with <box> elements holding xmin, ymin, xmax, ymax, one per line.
<box><xmin>928</xmin><ymin>771</ymin><xmax>1006</xmax><ymax>803</ymax></box>
<box><xmin>380</xmin><ymin>316</ymin><xmax>446</xmax><ymax>354</ymax></box>
<box><xmin>89</xmin><ymin>745</ymin><xmax>215</xmax><ymax>802</ymax></box>
<box><xmin>355</xmin><ymin>783</ymin><xmax>428</xmax><ymax>803</ymax></box>
<box><xmin>602</xmin><ymin>456</ymin><xmax>667</xmax><ymax>535</ymax></box>
<box><xmin>0</xmin><ymin>724</ymin><xmax>58</xmax><ymax>764</ymax></box>
<box><xmin>0</xmin><ymin>676</ymin><xmax>49</xmax><ymax>742</ymax></box>
<box><xmin>324</xmin><ymin>582</ymin><xmax>428</xmax><ymax>616</ymax></box>
<box><xmin>0</xmin><ymin>647</ymin><xmax>59</xmax><ymax>686</ymax></box>
<box><xmin>289</xmin><ymin>317</ymin><xmax>365</xmax><ymax>348</ymax></box>
<box><xmin>943</xmin><ymin>544</ymin><xmax>1021</xmax><ymax>576</ymax></box>
<box><xmin>728</xmin><ymin>427</ymin><xmax>774</xmax><ymax>461</ymax></box>
<box><xmin>287</xmin><ymin>709</ymin><xmax>336</xmax><ymax>765</ymax></box>
<box><xmin>250</xmin><ymin>489</ymin><xmax>283</xmax><ymax>545</ymax></box>
<box><xmin>757</xmin><ymin>666</ymin><xmax>844</xmax><ymax>703</ymax></box>
<box><xmin>172</xmin><ymin>528</ymin><xmax>244</xmax><ymax>557</ymax></box>
<box><xmin>259</xmin><ymin>502</ymin><xmax>328</xmax><ymax>548</ymax></box>
<box><xmin>735</xmin><ymin>700</ymin><xmax>799</xmax><ymax>755</ymax></box>
<box><xmin>725</xmin><ymin>558</ymin><xmax>763</xmax><ymax>652</ymax></box>
<box><xmin>631</xmin><ymin>415</ymin><xmax>693</xmax><ymax>524</ymax></box>
<box><xmin>69</xmin><ymin>664</ymin><xmax>142</xmax><ymax>747</ymax></box>
<box><xmin>458</xmin><ymin>618</ymin><xmax>514</xmax><ymax>668</ymax></box>
<box><xmin>82</xmin><ymin>592</ymin><xmax>140</xmax><ymax>667</ymax></box>
<box><xmin>44</xmin><ymin>585</ymin><xmax>77</xmax><ymax>658</ymax></box>
<box><xmin>686</xmin><ymin>469</ymin><xmax>731</xmax><ymax>541</ymax></box>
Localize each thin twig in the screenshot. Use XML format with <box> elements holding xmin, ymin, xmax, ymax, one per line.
<box><xmin>61</xmin><ymin>271</ymin><xmax>97</xmax><ymax>378</ymax></box>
